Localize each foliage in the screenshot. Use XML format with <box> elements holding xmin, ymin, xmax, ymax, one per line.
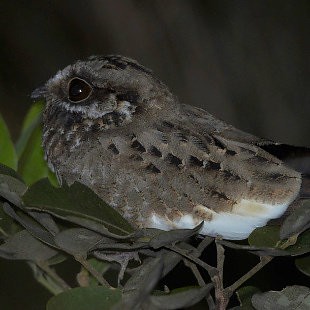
<box><xmin>0</xmin><ymin>107</ymin><xmax>309</xmax><ymax>309</ymax></box>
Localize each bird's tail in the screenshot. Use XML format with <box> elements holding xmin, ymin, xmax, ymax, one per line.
<box><xmin>259</xmin><ymin>143</ymin><xmax>310</xmax><ymax>198</ymax></box>
<box><xmin>301</xmin><ymin>175</ymin><xmax>310</xmax><ymax>198</ymax></box>
<box><xmin>259</xmin><ymin>143</ymin><xmax>310</xmax><ymax>173</ymax></box>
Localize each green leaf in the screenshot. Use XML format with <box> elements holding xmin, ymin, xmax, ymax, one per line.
<box><xmin>87</xmin><ymin>258</ymin><xmax>110</xmax><ymax>286</ymax></box>
<box><xmin>295</xmin><ymin>255</ymin><xmax>310</xmax><ymax>277</ymax></box>
<box><xmin>15</xmin><ymin>102</ymin><xmax>58</xmax><ymax>186</ymax></box>
<box><xmin>16</xmin><ymin>101</ymin><xmax>58</xmax><ymax>185</ymax></box>
<box><xmin>17</xmin><ymin>125</ymin><xmax>49</xmax><ymax>185</ymax></box>
<box><xmin>15</xmin><ymin>101</ymin><xmax>44</xmax><ymax>157</ymax></box>
<box><xmin>286</xmin><ymin>230</ymin><xmax>310</xmax><ymax>256</ymax></box>
<box><xmin>48</xmin><ymin>168</ymin><xmax>59</xmax><ymax>187</ymax></box>
<box><xmin>249</xmin><ymin>225</ymin><xmax>310</xmax><ymax>256</ymax></box>
<box><xmin>23</xmin><ymin>179</ymin><xmax>134</xmax><ymax>236</ymax></box>
<box><xmin>0</xmin><ymin>114</ymin><xmax>17</xmax><ymax>169</ymax></box>
<box><xmin>248</xmin><ymin>226</ymin><xmax>280</xmax><ymax>248</ymax></box>
<box><xmin>46</xmin><ymin>286</ymin><xmax>121</xmax><ymax>310</ymax></box>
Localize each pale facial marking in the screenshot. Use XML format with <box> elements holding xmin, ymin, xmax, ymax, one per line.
<box><xmin>57</xmin><ymin>100</ymin><xmax>114</xmax><ymax>119</ymax></box>
<box><xmin>56</xmin><ymin>98</ymin><xmax>135</xmax><ymax>122</ymax></box>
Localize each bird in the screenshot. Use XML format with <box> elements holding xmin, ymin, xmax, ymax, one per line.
<box><xmin>32</xmin><ymin>55</ymin><xmax>310</xmax><ymax>240</ymax></box>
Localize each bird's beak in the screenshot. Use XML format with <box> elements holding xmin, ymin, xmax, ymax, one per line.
<box><xmin>31</xmin><ymin>85</ymin><xmax>47</xmax><ymax>100</ymax></box>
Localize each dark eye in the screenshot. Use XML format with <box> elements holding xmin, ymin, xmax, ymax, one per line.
<box><xmin>68</xmin><ymin>78</ymin><xmax>92</xmax><ymax>102</ymax></box>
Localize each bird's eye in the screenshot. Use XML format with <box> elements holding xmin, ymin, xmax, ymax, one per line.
<box><xmin>68</xmin><ymin>78</ymin><xmax>92</xmax><ymax>102</ymax></box>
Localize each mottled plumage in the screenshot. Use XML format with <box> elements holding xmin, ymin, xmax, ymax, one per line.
<box><xmin>32</xmin><ymin>55</ymin><xmax>309</xmax><ymax>240</ymax></box>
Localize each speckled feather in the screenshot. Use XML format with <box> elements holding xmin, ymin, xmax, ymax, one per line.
<box><xmin>34</xmin><ymin>55</ymin><xmax>305</xmax><ymax>240</ymax></box>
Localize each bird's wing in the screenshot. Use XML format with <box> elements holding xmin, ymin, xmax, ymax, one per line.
<box><xmin>128</xmin><ymin>104</ymin><xmax>303</xmax><ymax>239</ymax></box>
<box><xmin>180</xmin><ymin>104</ymin><xmax>310</xmax><ymax>172</ymax></box>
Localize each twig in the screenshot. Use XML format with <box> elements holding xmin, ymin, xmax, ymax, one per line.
<box><xmin>224</xmin><ymin>256</ymin><xmax>272</xmax><ymax>295</ymax></box>
<box><xmin>183</xmin><ymin>258</ymin><xmax>215</xmax><ymax>310</ymax></box>
<box><xmin>224</xmin><ymin>233</ymin><xmax>298</xmax><ymax>296</ymax></box>
<box><xmin>166</xmin><ymin>244</ymin><xmax>217</xmax><ymax>277</ymax></box>
<box><xmin>213</xmin><ymin>241</ymin><xmax>230</xmax><ymax>309</ymax></box>
<box><xmin>215</xmin><ymin>241</ymin><xmax>225</xmax><ymax>290</ymax></box>
<box><xmin>197</xmin><ymin>236</ymin><xmax>214</xmax><ymax>255</ymax></box>
<box><xmin>75</xmin><ymin>255</ymin><xmax>114</xmax><ymax>289</ymax></box>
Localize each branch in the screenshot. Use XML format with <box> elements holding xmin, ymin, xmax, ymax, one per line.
<box><xmin>31</xmin><ymin>261</ymin><xmax>71</xmax><ymax>295</ymax></box>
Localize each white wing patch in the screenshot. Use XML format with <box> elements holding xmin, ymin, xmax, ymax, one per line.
<box><xmin>150</xmin><ymin>199</ymin><xmax>291</xmax><ymax>240</ymax></box>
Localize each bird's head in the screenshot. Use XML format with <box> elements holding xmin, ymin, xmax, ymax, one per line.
<box><xmin>32</xmin><ymin>55</ymin><xmax>177</xmax><ymax>129</ymax></box>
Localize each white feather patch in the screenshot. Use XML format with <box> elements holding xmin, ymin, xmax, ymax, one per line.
<box><xmin>150</xmin><ymin>199</ymin><xmax>291</xmax><ymax>240</ymax></box>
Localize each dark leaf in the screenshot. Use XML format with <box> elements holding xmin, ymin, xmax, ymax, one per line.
<box><xmin>295</xmin><ymin>255</ymin><xmax>310</xmax><ymax>277</ymax></box>
<box><xmin>0</xmin><ymin>163</ymin><xmax>23</xmax><ymax>181</ymax></box>
<box><xmin>236</xmin><ymin>286</ymin><xmax>261</xmax><ymax>308</ymax></box>
<box><xmin>58</xmin><ymin>216</ymin><xmax>130</xmax><ymax>240</ymax></box>
<box><xmin>29</xmin><ymin>211</ymin><xmax>59</xmax><ymax>235</ymax></box>
<box><xmin>3</xmin><ymin>202</ymin><xmax>57</xmax><ymax>247</ymax></box>
<box><xmin>251</xmin><ymin>285</ymin><xmax>310</xmax><ymax>309</ymax></box>
<box><xmin>161</xmin><ymin>250</ymin><xmax>182</xmax><ymax>277</ymax></box>
<box><xmin>54</xmin><ymin>228</ymin><xmax>103</xmax><ymax>257</ymax></box>
<box><xmin>131</xmin><ymin>228</ymin><xmax>164</xmax><ymax>242</ymax></box>
<box><xmin>23</xmin><ymin>179</ymin><xmax>134</xmax><ymax>236</ymax></box>
<box><xmin>0</xmin><ymin>229</ymin><xmax>58</xmax><ymax>262</ymax></box>
<box><xmin>280</xmin><ymin>200</ymin><xmax>310</xmax><ymax>239</ymax></box>
<box><xmin>0</xmin><ymin>114</ymin><xmax>17</xmax><ymax>170</ymax></box>
<box><xmin>218</xmin><ymin>240</ymin><xmax>289</xmax><ymax>257</ymax></box>
<box><xmin>117</xmin><ymin>256</ymin><xmax>163</xmax><ymax>310</ymax></box>
<box><xmin>149</xmin><ymin>222</ymin><xmax>203</xmax><ymax>249</ymax></box>
<box><xmin>46</xmin><ymin>286</ymin><xmax>121</xmax><ymax>310</ymax></box>
<box><xmin>131</xmin><ymin>248</ymin><xmax>182</xmax><ymax>279</ymax></box>
<box><xmin>0</xmin><ymin>172</ymin><xmax>27</xmax><ymax>207</ymax></box>
<box><xmin>150</xmin><ymin>285</ymin><xmax>212</xmax><ymax>309</ymax></box>
<box><xmin>46</xmin><ymin>253</ymin><xmax>68</xmax><ymax>266</ymax></box>
<box><xmin>0</xmin><ymin>202</ymin><xmax>22</xmax><ymax>237</ymax></box>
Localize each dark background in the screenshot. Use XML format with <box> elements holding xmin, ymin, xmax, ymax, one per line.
<box><xmin>0</xmin><ymin>1</ymin><xmax>309</xmax><ymax>309</ymax></box>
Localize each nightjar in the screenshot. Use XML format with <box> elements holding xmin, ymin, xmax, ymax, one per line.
<box><xmin>32</xmin><ymin>55</ymin><xmax>310</xmax><ymax>240</ymax></box>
